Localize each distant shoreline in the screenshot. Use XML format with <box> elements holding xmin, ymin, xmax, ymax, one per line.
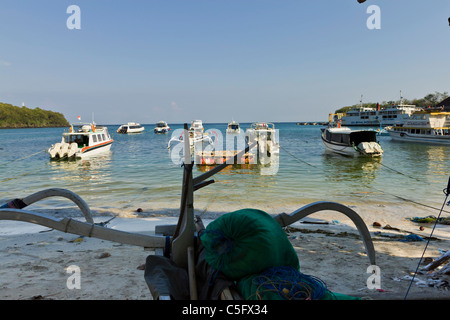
<box><xmin>0</xmin><ymin>125</ymin><xmax>69</xmax><ymax>129</ymax></box>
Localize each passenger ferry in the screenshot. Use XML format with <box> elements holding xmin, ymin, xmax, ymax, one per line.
<box><xmin>340</xmin><ymin>104</ymin><xmax>421</xmax><ymax>126</ymax></box>
<box><xmin>48</xmin><ymin>122</ymin><xmax>114</xmax><ymax>160</ymax></box>
<box><xmin>387</xmin><ymin>109</ymin><xmax>450</xmax><ymax>145</ymax></box>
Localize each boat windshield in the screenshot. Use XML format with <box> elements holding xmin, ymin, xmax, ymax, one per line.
<box><xmin>349</xmin><ymin>131</ymin><xmax>377</xmax><ymax>145</ymax></box>
<box><xmin>64</xmin><ymin>134</ymin><xmax>88</xmax><ymax>147</ymax></box>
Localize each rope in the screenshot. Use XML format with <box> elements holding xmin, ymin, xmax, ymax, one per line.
<box><xmin>0</xmin><ymin>149</ymin><xmax>47</xmax><ymax>167</ymax></box>
<box><xmin>0</xmin><ymin>153</ymin><xmax>70</xmax><ymax>183</ymax></box>
<box><xmin>280</xmin><ymin>146</ymin><xmax>450</xmax><ymax>214</ymax></box>
<box><xmin>249</xmin><ymin>266</ymin><xmax>329</xmax><ymax>300</ymax></box>
<box><xmin>404</xmin><ymin>182</ymin><xmax>450</xmax><ymax>299</ymax></box>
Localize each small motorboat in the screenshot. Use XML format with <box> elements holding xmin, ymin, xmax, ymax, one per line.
<box><xmin>246</xmin><ymin>122</ymin><xmax>280</xmax><ymax>156</ymax></box>
<box><xmin>321</xmin><ymin>125</ymin><xmax>383</xmax><ymax>156</ymax></box>
<box><xmin>168</xmin><ymin>120</ymin><xmax>212</xmax><ymax>149</ymax></box>
<box><xmin>48</xmin><ymin>122</ymin><xmax>114</xmax><ymax>160</ymax></box>
<box><xmin>117</xmin><ymin>122</ymin><xmax>145</xmax><ymax>134</ymax></box>
<box><xmin>226</xmin><ymin>120</ymin><xmax>240</xmax><ymax>134</ymax></box>
<box><xmin>154</xmin><ymin>121</ymin><xmax>171</xmax><ymax>134</ymax></box>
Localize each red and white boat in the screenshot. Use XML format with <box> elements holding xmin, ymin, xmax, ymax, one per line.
<box><xmin>48</xmin><ymin>122</ymin><xmax>114</xmax><ymax>160</ymax></box>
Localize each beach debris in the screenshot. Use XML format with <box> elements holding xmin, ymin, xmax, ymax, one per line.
<box><xmin>407</xmin><ymin>215</ymin><xmax>450</xmax><ymax>225</ymax></box>
<box><xmin>372</xmin><ymin>222</ymin><xmax>382</xmax><ymax>227</ymax></box>
<box><xmin>401</xmin><ymin>275</ymin><xmax>449</xmax><ymax>289</ymax></box>
<box><xmin>137</xmin><ymin>264</ymin><xmax>146</xmax><ymax>270</ymax></box>
<box><xmin>400</xmin><ymin>234</ymin><xmax>424</xmax><ymax>242</ymax></box>
<box><xmin>422</xmin><ymin>251</ymin><xmax>450</xmax><ymax>275</ymax></box>
<box><xmin>69</xmin><ymin>236</ymin><xmax>84</xmax><ymax>243</ymax></box>
<box><xmin>96</xmin><ymin>252</ymin><xmax>111</xmax><ymax>259</ymax></box>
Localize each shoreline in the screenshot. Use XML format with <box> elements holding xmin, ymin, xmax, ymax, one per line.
<box><xmin>0</xmin><ymin>203</ymin><xmax>449</xmax><ymax>300</ymax></box>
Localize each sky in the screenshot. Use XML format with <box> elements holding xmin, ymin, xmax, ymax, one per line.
<box><xmin>0</xmin><ymin>0</ymin><xmax>449</xmax><ymax>124</ymax></box>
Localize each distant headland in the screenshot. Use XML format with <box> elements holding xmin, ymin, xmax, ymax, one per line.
<box><xmin>0</xmin><ymin>102</ymin><xmax>69</xmax><ymax>128</ymax></box>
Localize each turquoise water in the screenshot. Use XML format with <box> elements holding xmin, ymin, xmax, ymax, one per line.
<box><xmin>1</xmin><ymin>123</ymin><xmax>449</xmax><ymax>216</ymax></box>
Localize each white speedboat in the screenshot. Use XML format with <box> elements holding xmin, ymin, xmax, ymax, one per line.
<box><xmin>321</xmin><ymin>126</ymin><xmax>383</xmax><ymax>156</ymax></box>
<box><xmin>117</xmin><ymin>122</ymin><xmax>145</xmax><ymax>134</ymax></box>
<box><xmin>226</xmin><ymin>120</ymin><xmax>240</xmax><ymax>134</ymax></box>
<box><xmin>168</xmin><ymin>120</ymin><xmax>212</xmax><ymax>149</ymax></box>
<box><xmin>48</xmin><ymin>122</ymin><xmax>114</xmax><ymax>160</ymax></box>
<box><xmin>154</xmin><ymin>121</ymin><xmax>171</xmax><ymax>134</ymax></box>
<box><xmin>388</xmin><ymin>109</ymin><xmax>450</xmax><ymax>145</ymax></box>
<box><xmin>246</xmin><ymin>122</ymin><xmax>280</xmax><ymax>156</ymax></box>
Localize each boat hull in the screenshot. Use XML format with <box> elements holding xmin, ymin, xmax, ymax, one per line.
<box><xmin>154</xmin><ymin>127</ymin><xmax>170</xmax><ymax>134</ymax></box>
<box><xmin>321</xmin><ymin>136</ymin><xmax>359</xmax><ymax>156</ymax></box>
<box><xmin>388</xmin><ymin>130</ymin><xmax>450</xmax><ymax>145</ymax></box>
<box><xmin>78</xmin><ymin>141</ymin><xmax>113</xmax><ymax>158</ymax></box>
<box><xmin>321</xmin><ymin>127</ymin><xmax>383</xmax><ymax>156</ymax></box>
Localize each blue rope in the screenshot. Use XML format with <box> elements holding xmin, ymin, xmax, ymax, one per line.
<box><xmin>252</xmin><ymin>266</ymin><xmax>329</xmax><ymax>300</ymax></box>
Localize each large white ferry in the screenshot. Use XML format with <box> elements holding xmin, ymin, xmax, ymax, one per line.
<box><xmin>388</xmin><ymin>109</ymin><xmax>450</xmax><ymax>145</ymax></box>
<box><xmin>340</xmin><ymin>104</ymin><xmax>421</xmax><ymax>126</ymax></box>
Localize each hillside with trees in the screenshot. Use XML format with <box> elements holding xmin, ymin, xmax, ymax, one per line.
<box><xmin>0</xmin><ymin>102</ymin><xmax>69</xmax><ymax>128</ymax></box>
<box><xmin>335</xmin><ymin>91</ymin><xmax>449</xmax><ymax>114</ymax></box>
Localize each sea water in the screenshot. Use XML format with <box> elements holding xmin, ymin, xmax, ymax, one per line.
<box><xmin>0</xmin><ymin>123</ymin><xmax>449</xmax><ymax>217</ymax></box>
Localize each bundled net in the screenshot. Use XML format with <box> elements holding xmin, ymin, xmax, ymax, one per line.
<box><xmin>200</xmin><ymin>209</ymin><xmax>300</xmax><ymax>280</ymax></box>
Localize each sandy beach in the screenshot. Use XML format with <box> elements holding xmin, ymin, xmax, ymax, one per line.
<box><xmin>0</xmin><ymin>202</ymin><xmax>449</xmax><ymax>301</ymax></box>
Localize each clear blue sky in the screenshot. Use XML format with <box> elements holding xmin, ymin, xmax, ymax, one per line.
<box><xmin>1</xmin><ymin>0</ymin><xmax>449</xmax><ymax>124</ymax></box>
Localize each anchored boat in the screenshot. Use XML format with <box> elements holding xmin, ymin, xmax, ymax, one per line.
<box><xmin>321</xmin><ymin>126</ymin><xmax>383</xmax><ymax>156</ymax></box>
<box><xmin>154</xmin><ymin>121</ymin><xmax>171</xmax><ymax>134</ymax></box>
<box><xmin>246</xmin><ymin>122</ymin><xmax>280</xmax><ymax>157</ymax></box>
<box><xmin>117</xmin><ymin>122</ymin><xmax>145</xmax><ymax>134</ymax></box>
<box><xmin>388</xmin><ymin>109</ymin><xmax>450</xmax><ymax>145</ymax></box>
<box><xmin>168</xmin><ymin>120</ymin><xmax>212</xmax><ymax>149</ymax></box>
<box><xmin>48</xmin><ymin>122</ymin><xmax>113</xmax><ymax>160</ymax></box>
<box><xmin>226</xmin><ymin>120</ymin><xmax>240</xmax><ymax>134</ymax></box>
